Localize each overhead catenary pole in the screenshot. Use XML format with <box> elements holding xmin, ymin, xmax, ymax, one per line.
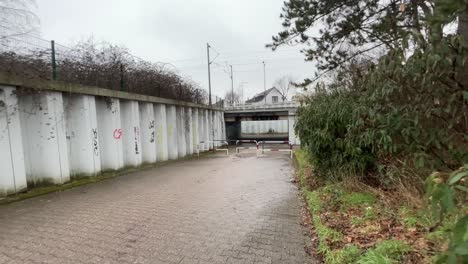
<box><xmin>230</xmin><ymin>65</ymin><xmax>234</xmax><ymax>105</ymax></box>
<box><xmin>262</xmin><ymin>61</ymin><xmax>266</xmax><ymax>104</ymax></box>
<box><xmin>207</xmin><ymin>43</ymin><xmax>212</xmax><ymax>106</ymax></box>
<box><xmin>239</xmin><ymin>81</ymin><xmax>247</xmax><ymax>104</ymax></box>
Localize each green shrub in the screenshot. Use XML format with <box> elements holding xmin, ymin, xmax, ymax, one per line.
<box><xmin>426</xmin><ymin>165</ymin><xmax>468</xmax><ymax>263</ymax></box>
<box><xmin>296</xmin><ymin>41</ymin><xmax>467</xmax><ymax>189</ymax></box>
<box><xmin>297</xmin><ymin>90</ymin><xmax>375</xmax><ymax>181</ymax></box>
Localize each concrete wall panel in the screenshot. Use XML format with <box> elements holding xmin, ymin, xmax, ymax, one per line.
<box><xmin>154</xmin><ymin>104</ymin><xmax>168</xmax><ymax>161</ymax></box>
<box><xmin>204</xmin><ymin>110</ymin><xmax>210</xmax><ymax>150</ymax></box>
<box><xmin>166</xmin><ymin>105</ymin><xmax>178</xmax><ymax>160</ymax></box>
<box><xmin>139</xmin><ymin>102</ymin><xmax>157</xmax><ymax>164</ymax></box>
<box><xmin>19</xmin><ymin>91</ymin><xmax>70</xmax><ymax>186</ymax></box>
<box><xmin>241</xmin><ymin>120</ymin><xmax>289</xmax><ymax>135</ymax></box>
<box><xmin>197</xmin><ymin>108</ymin><xmax>203</xmax><ymax>151</ymax></box>
<box><xmin>221</xmin><ymin>112</ymin><xmax>226</xmax><ymax>141</ymax></box>
<box><xmin>185</xmin><ymin>107</ymin><xmax>193</xmax><ymax>155</ymax></box>
<box><xmin>192</xmin><ymin>108</ymin><xmax>199</xmax><ymax>154</ymax></box>
<box><xmin>208</xmin><ymin>110</ymin><xmax>214</xmax><ymax>149</ymax></box>
<box><xmin>176</xmin><ymin>107</ymin><xmax>186</xmax><ymax>157</ymax></box>
<box><xmin>0</xmin><ymin>86</ymin><xmax>27</xmax><ymax>195</ymax></box>
<box><xmin>121</xmin><ymin>100</ymin><xmax>142</xmax><ymax>167</ymax></box>
<box><xmin>96</xmin><ymin>97</ymin><xmax>124</xmax><ymax>171</ymax></box>
<box><xmin>64</xmin><ymin>94</ymin><xmax>101</xmax><ymax>177</ymax></box>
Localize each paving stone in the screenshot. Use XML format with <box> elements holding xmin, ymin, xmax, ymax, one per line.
<box><xmin>0</xmin><ymin>153</ymin><xmax>313</xmax><ymax>263</ymax></box>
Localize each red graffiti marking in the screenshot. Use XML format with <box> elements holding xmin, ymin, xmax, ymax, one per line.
<box><xmin>113</xmin><ymin>129</ymin><xmax>122</xmax><ymax>139</ymax></box>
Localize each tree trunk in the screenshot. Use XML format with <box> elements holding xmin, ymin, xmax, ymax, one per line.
<box><xmin>459</xmin><ymin>8</ymin><xmax>468</xmax><ymax>48</ymax></box>
<box><xmin>457</xmin><ymin>7</ymin><xmax>468</xmax><ymax>89</ymax></box>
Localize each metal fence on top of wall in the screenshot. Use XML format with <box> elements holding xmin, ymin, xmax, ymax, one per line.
<box><xmin>0</xmin><ymin>33</ymin><xmax>222</xmax><ymax>106</ymax></box>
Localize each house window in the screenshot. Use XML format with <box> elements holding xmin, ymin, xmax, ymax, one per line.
<box><xmin>272</xmin><ymin>96</ymin><xmax>278</xmax><ymax>103</ymax></box>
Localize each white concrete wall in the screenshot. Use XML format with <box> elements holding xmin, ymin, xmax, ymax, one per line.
<box><xmin>197</xmin><ymin>108</ymin><xmax>204</xmax><ymax>150</ymax></box>
<box><xmin>192</xmin><ymin>108</ymin><xmax>199</xmax><ymax>154</ymax></box>
<box><xmin>0</xmin><ymin>85</ymin><xmax>226</xmax><ymax>196</ymax></box>
<box><xmin>139</xmin><ymin>102</ymin><xmax>157</xmax><ymax>164</ymax></box>
<box><xmin>203</xmin><ymin>110</ymin><xmax>209</xmax><ymax>150</ymax></box>
<box><xmin>208</xmin><ymin>110</ymin><xmax>214</xmax><ymax>149</ymax></box>
<box><xmin>0</xmin><ymin>86</ymin><xmax>27</xmax><ymax>195</ymax></box>
<box><xmin>64</xmin><ymin>94</ymin><xmax>101</xmax><ymax>177</ymax></box>
<box><xmin>288</xmin><ymin>114</ymin><xmax>301</xmax><ymax>145</ymax></box>
<box><xmin>241</xmin><ymin>120</ymin><xmax>288</xmax><ymax>134</ymax></box>
<box><xmin>213</xmin><ymin>111</ymin><xmax>220</xmax><ymax>147</ymax></box>
<box><xmin>221</xmin><ymin>112</ymin><xmax>226</xmax><ymax>141</ymax></box>
<box><xmin>19</xmin><ymin>91</ymin><xmax>70</xmax><ymax>185</ymax></box>
<box><xmin>96</xmin><ymin>97</ymin><xmax>124</xmax><ymax>171</ymax></box>
<box><xmin>120</xmin><ymin>100</ymin><xmax>142</xmax><ymax>167</ymax></box>
<box><xmin>154</xmin><ymin>104</ymin><xmax>168</xmax><ymax>161</ymax></box>
<box><xmin>185</xmin><ymin>107</ymin><xmax>193</xmax><ymax>155</ymax></box>
<box><xmin>166</xmin><ymin>105</ymin><xmax>178</xmax><ymax>160</ymax></box>
<box><xmin>176</xmin><ymin>106</ymin><xmax>186</xmax><ymax>158</ymax></box>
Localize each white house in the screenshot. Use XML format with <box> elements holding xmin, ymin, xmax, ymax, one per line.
<box><xmin>245</xmin><ymin>87</ymin><xmax>284</xmax><ymax>105</ymax></box>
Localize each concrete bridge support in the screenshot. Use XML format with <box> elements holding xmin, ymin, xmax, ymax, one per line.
<box><xmin>64</xmin><ymin>94</ymin><xmax>101</xmax><ymax>177</ymax></box>
<box><xmin>154</xmin><ymin>104</ymin><xmax>168</xmax><ymax>161</ymax></box>
<box><xmin>139</xmin><ymin>102</ymin><xmax>157</xmax><ymax>164</ymax></box>
<box><xmin>19</xmin><ymin>91</ymin><xmax>70</xmax><ymax>186</ymax></box>
<box><xmin>166</xmin><ymin>105</ymin><xmax>178</xmax><ymax>160</ymax></box>
<box><xmin>0</xmin><ymin>86</ymin><xmax>27</xmax><ymax>195</ymax></box>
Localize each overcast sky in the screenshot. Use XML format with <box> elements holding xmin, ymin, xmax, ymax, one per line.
<box><xmin>35</xmin><ymin>0</ymin><xmax>314</xmax><ymax>101</ymax></box>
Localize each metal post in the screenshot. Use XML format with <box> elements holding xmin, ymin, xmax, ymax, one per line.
<box><xmin>207</xmin><ymin>43</ymin><xmax>212</xmax><ymax>106</ymax></box>
<box><xmin>262</xmin><ymin>61</ymin><xmax>266</xmax><ymax>104</ymax></box>
<box><xmin>51</xmin><ymin>40</ymin><xmax>57</xmax><ymax>80</ymax></box>
<box><xmin>230</xmin><ymin>65</ymin><xmax>234</xmax><ymax>105</ymax></box>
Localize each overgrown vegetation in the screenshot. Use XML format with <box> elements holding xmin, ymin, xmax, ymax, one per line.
<box><xmin>296</xmin><ymin>150</ymin><xmax>467</xmax><ymax>263</ymax></box>
<box><xmin>273</xmin><ymin>0</ymin><xmax>468</xmax><ymax>262</ymax></box>
<box><xmin>0</xmin><ymin>38</ymin><xmax>208</xmax><ymax>104</ymax></box>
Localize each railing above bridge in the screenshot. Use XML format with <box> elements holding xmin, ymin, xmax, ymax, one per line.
<box><xmin>224</xmin><ymin>101</ymin><xmax>299</xmax><ymax>112</ymax></box>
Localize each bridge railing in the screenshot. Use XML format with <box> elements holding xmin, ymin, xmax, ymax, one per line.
<box><xmin>224</xmin><ymin>101</ymin><xmax>299</xmax><ymax>111</ymax></box>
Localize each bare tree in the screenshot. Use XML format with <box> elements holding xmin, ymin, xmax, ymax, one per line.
<box><xmin>224</xmin><ymin>90</ymin><xmax>241</xmax><ymax>106</ymax></box>
<box><xmin>0</xmin><ymin>0</ymin><xmax>39</xmax><ymax>38</ymax></box>
<box><xmin>273</xmin><ymin>75</ymin><xmax>295</xmax><ymax>101</ymax></box>
<box><xmin>0</xmin><ymin>38</ymin><xmax>209</xmax><ymax>104</ymax></box>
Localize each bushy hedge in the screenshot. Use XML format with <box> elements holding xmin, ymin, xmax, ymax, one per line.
<box><xmin>296</xmin><ymin>37</ymin><xmax>468</xmax><ymax>190</ymax></box>
<box><xmin>297</xmin><ymin>90</ymin><xmax>375</xmax><ymax>180</ymax></box>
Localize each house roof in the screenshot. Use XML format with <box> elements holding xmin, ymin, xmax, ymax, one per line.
<box><xmin>245</xmin><ymin>87</ymin><xmax>281</xmax><ymax>103</ymax></box>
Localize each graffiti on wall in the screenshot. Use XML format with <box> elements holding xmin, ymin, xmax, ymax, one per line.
<box><xmin>134</xmin><ymin>126</ymin><xmax>140</xmax><ymax>154</ymax></box>
<box><xmin>113</xmin><ymin>129</ymin><xmax>122</xmax><ymax>139</ymax></box>
<box><xmin>92</xmin><ymin>128</ymin><xmax>99</xmax><ymax>156</ymax></box>
<box><xmin>149</xmin><ymin>120</ymin><xmax>155</xmax><ymax>143</ymax></box>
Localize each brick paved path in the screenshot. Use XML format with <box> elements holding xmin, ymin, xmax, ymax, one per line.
<box><xmin>0</xmin><ymin>153</ymin><xmax>312</xmax><ymax>264</ymax></box>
